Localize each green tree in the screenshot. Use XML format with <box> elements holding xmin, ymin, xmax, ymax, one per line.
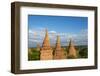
<box><xmin>79</xmin><ymin>48</ymin><xmax>88</xmax><ymax>58</ymax></box>
<box><xmin>28</xmin><ymin>49</ymin><xmax>40</xmax><ymax>60</ymax></box>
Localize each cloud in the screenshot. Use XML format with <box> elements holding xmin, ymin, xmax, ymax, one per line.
<box><xmin>49</xmin><ymin>31</ymin><xmax>57</xmax><ymax>34</ymax></box>
<box><xmin>28</xmin><ymin>28</ymin><xmax>88</xmax><ymax>47</ymax></box>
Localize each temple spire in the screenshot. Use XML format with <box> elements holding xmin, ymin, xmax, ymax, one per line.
<box><xmin>67</xmin><ymin>39</ymin><xmax>77</xmax><ymax>58</ymax></box>
<box><xmin>42</xmin><ymin>29</ymin><xmax>50</xmax><ymax>47</ymax></box>
<box><xmin>54</xmin><ymin>35</ymin><xmax>66</xmax><ymax>59</ymax></box>
<box><xmin>55</xmin><ymin>36</ymin><xmax>61</xmax><ymax>50</ymax></box>
<box><xmin>40</xmin><ymin>29</ymin><xmax>53</xmax><ymax>60</ymax></box>
<box><xmin>36</xmin><ymin>43</ymin><xmax>40</xmax><ymax>51</ymax></box>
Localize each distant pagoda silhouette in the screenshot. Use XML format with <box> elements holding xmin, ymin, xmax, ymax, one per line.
<box><xmin>40</xmin><ymin>29</ymin><xmax>53</xmax><ymax>60</ymax></box>
<box><xmin>28</xmin><ymin>48</ymin><xmax>32</xmax><ymax>54</ymax></box>
<box><xmin>67</xmin><ymin>39</ymin><xmax>77</xmax><ymax>58</ymax></box>
<box><xmin>54</xmin><ymin>36</ymin><xmax>66</xmax><ymax>59</ymax></box>
<box><xmin>36</xmin><ymin>43</ymin><xmax>40</xmax><ymax>51</ymax></box>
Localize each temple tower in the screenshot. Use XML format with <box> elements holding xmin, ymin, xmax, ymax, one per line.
<box><xmin>54</xmin><ymin>36</ymin><xmax>66</xmax><ymax>59</ymax></box>
<box><xmin>67</xmin><ymin>39</ymin><xmax>77</xmax><ymax>58</ymax></box>
<box><xmin>40</xmin><ymin>29</ymin><xmax>53</xmax><ymax>60</ymax></box>
<box><xmin>28</xmin><ymin>48</ymin><xmax>32</xmax><ymax>54</ymax></box>
<box><xmin>36</xmin><ymin>43</ymin><xmax>40</xmax><ymax>51</ymax></box>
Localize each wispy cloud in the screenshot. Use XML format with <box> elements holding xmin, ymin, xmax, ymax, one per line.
<box><xmin>28</xmin><ymin>28</ymin><xmax>88</xmax><ymax>47</ymax></box>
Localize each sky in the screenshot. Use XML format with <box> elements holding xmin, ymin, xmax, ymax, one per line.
<box><xmin>28</xmin><ymin>15</ymin><xmax>88</xmax><ymax>47</ymax></box>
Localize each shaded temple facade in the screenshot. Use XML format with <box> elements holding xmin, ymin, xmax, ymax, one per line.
<box><xmin>40</xmin><ymin>29</ymin><xmax>53</xmax><ymax>60</ymax></box>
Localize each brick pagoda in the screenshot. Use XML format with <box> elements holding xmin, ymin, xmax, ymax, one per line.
<box><xmin>40</xmin><ymin>29</ymin><xmax>53</xmax><ymax>60</ymax></box>
<box><xmin>54</xmin><ymin>36</ymin><xmax>66</xmax><ymax>59</ymax></box>
<box><xmin>67</xmin><ymin>39</ymin><xmax>77</xmax><ymax>58</ymax></box>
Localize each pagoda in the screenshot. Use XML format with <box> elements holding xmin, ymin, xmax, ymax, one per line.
<box><xmin>54</xmin><ymin>36</ymin><xmax>66</xmax><ymax>59</ymax></box>
<box><xmin>67</xmin><ymin>39</ymin><xmax>77</xmax><ymax>58</ymax></box>
<box><xmin>36</xmin><ymin>43</ymin><xmax>40</xmax><ymax>51</ymax></box>
<box><xmin>40</xmin><ymin>29</ymin><xmax>53</xmax><ymax>60</ymax></box>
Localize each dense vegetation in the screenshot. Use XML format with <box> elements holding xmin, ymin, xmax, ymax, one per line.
<box><xmin>28</xmin><ymin>48</ymin><xmax>40</xmax><ymax>60</ymax></box>
<box><xmin>28</xmin><ymin>45</ymin><xmax>88</xmax><ymax>61</ymax></box>
<box><xmin>75</xmin><ymin>46</ymin><xmax>88</xmax><ymax>58</ymax></box>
